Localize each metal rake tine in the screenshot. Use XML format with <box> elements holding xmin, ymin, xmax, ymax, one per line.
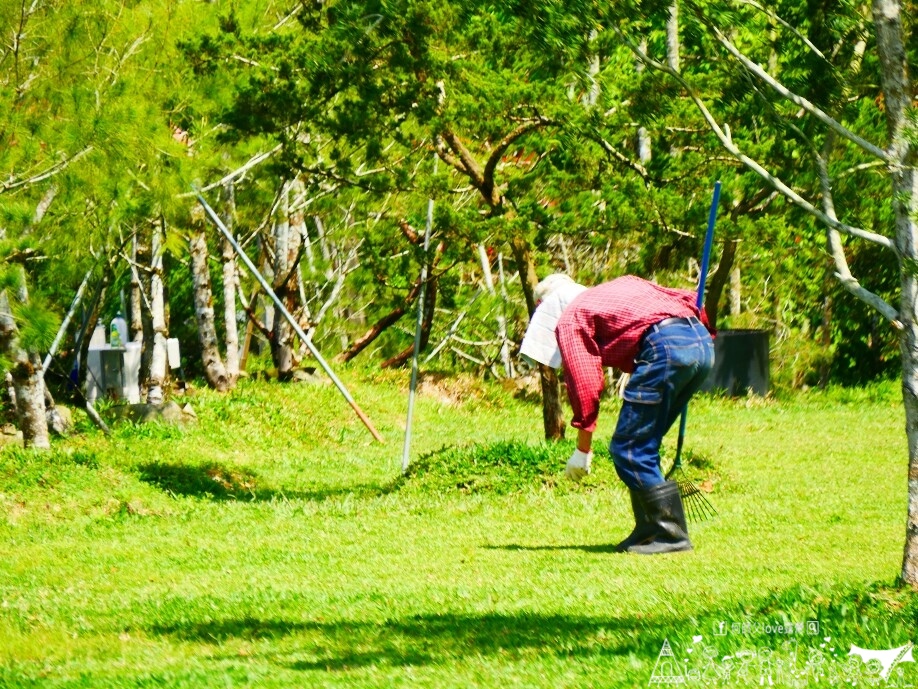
<box><xmin>680</xmin><ymin>480</ymin><xmax>700</xmax><ymax>498</ymax></box>
<box><xmin>686</xmin><ymin>498</ymin><xmax>704</xmax><ymax>524</ymax></box>
<box><xmin>688</xmin><ymin>494</ymin><xmax>706</xmax><ymax>522</ymax></box>
<box><xmin>689</xmin><ymin>492</ymin><xmax>717</xmax><ymax>522</ymax></box>
<box><xmin>678</xmin><ymin>478</ymin><xmax>717</xmax><ymax>523</ymax></box>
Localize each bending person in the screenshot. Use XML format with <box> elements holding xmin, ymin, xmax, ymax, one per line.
<box><xmin>521</xmin><ymin>273</ymin><xmax>714</xmax><ymax>554</ymax></box>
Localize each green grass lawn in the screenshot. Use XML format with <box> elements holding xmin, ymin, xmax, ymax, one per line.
<box><xmin>0</xmin><ymin>371</ymin><xmax>915</xmax><ymax>687</ymax></box>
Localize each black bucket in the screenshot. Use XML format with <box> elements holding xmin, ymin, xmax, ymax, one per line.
<box><xmin>703</xmin><ymin>328</ymin><xmax>770</xmax><ymax>396</ymax></box>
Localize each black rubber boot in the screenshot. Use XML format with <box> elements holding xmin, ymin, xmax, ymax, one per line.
<box><xmin>620</xmin><ymin>481</ymin><xmax>692</xmax><ymax>555</ymax></box>
<box><xmin>614</xmin><ymin>489</ymin><xmax>653</xmax><ymax>552</ymax></box>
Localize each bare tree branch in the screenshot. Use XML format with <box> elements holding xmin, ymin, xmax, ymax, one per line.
<box><xmin>816</xmin><ymin>137</ymin><xmax>902</xmax><ymax>327</ymax></box>
<box><xmin>694</xmin><ymin>8</ymin><xmax>890</xmax><ymax>162</ymax></box>
<box><xmin>433</xmin><ymin>136</ymin><xmax>469</xmax><ymax>177</ymax></box>
<box><xmin>612</xmin><ymin>26</ymin><xmax>896</xmax><ymax>251</ymax></box>
<box><xmin>596</xmin><ymin>136</ymin><xmax>651</xmax><ymax>180</ymax></box>
<box><xmin>737</xmin><ymin>0</ymin><xmax>830</xmax><ymax>63</ymax></box>
<box><xmin>438</xmin><ymin>129</ymin><xmax>485</xmax><ymax>187</ymax></box>
<box><xmin>179</xmin><ymin>145</ymin><xmax>283</xmax><ymax>197</ymax></box>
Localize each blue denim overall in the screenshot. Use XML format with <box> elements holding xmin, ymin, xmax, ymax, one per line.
<box><xmin>611</xmin><ymin>316</ymin><xmax>714</xmax><ymax>490</ymax></box>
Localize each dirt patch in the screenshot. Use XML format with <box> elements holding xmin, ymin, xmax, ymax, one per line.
<box><xmin>415</xmin><ymin>372</ymin><xmax>488</xmax><ymax>406</ymax></box>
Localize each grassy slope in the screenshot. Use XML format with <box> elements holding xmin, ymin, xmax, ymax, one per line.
<box><xmin>0</xmin><ymin>372</ymin><xmax>914</xmax><ymax>687</ymax></box>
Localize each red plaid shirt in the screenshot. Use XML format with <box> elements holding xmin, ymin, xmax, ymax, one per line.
<box><xmin>555</xmin><ymin>276</ymin><xmax>710</xmax><ymax>432</ymax></box>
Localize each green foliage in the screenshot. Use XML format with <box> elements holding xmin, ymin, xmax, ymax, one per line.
<box><xmin>14</xmin><ymin>298</ymin><xmax>60</xmax><ymax>354</ymax></box>
<box><xmin>0</xmin><ymin>0</ymin><xmax>908</xmax><ymax>393</ymax></box>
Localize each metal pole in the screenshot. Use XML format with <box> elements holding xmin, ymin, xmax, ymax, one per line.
<box><xmin>670</xmin><ymin>180</ymin><xmax>721</xmax><ymax>476</ymax></box>
<box><xmin>402</xmin><ymin>189</ymin><xmax>434</xmax><ymax>472</ymax></box>
<box><xmin>695</xmin><ymin>180</ymin><xmax>722</xmax><ymax>310</ymax></box>
<box><xmin>195</xmin><ymin>190</ymin><xmax>385</xmax><ymax>444</ymax></box>
<box><xmin>42</xmin><ymin>267</ymin><xmax>93</xmax><ymax>374</ymax></box>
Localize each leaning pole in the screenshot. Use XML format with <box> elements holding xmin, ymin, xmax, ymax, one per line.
<box><xmin>195</xmin><ymin>190</ymin><xmax>385</xmax><ymax>444</ymax></box>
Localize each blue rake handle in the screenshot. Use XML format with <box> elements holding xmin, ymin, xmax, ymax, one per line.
<box><xmin>667</xmin><ymin>181</ymin><xmax>721</xmax><ymax>479</ymax></box>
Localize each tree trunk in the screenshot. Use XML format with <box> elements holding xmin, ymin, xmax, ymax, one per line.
<box><xmin>189</xmin><ymin>222</ymin><xmax>231</xmax><ymax>392</ymax></box>
<box><xmin>220</xmin><ymin>183</ymin><xmax>240</xmax><ymax>383</ymax></box>
<box><xmin>337</xmin><ymin>280</ymin><xmax>422</xmax><ymax>363</ymax></box>
<box><xmin>0</xmin><ymin>296</ymin><xmax>49</xmax><ymax>449</ymax></box>
<box><xmin>704</xmin><ymin>238</ymin><xmax>739</xmax><ymax>328</ymax></box>
<box><xmin>382</xmin><ymin>275</ymin><xmax>438</xmax><ymax>369</ymax></box>
<box><xmin>134</xmin><ymin>235</ymin><xmax>154</xmax><ymax>386</ymax></box>
<box><xmin>667</xmin><ymin>3</ymin><xmax>680</xmax><ymax>71</ymax></box>
<box><xmin>270</xmin><ymin>181</ymin><xmax>299</xmax><ymax>381</ymax></box>
<box><xmin>730</xmin><ymin>268</ymin><xmax>741</xmax><ymax>316</ymax></box>
<box><xmin>78</xmin><ymin>278</ymin><xmax>108</xmax><ymax>387</ymax></box>
<box><xmin>819</xmin><ymin>283</ymin><xmax>832</xmax><ymax>389</ymax></box>
<box><xmin>539</xmin><ymin>365</ymin><xmax>566</xmax><ymax>440</ymax></box>
<box><xmin>478</xmin><ymin>243</ymin><xmax>494</xmax><ymax>289</ymax></box>
<box><xmin>636</xmin><ymin>38</ymin><xmax>652</xmax><ymax>164</ymax></box>
<box><xmin>129</xmin><ymin>233</ymin><xmax>144</xmax><ymax>343</ymax></box>
<box><xmin>14</xmin><ymin>352</ymin><xmax>48</xmax><ymax>449</ymax></box>
<box><xmin>870</xmin><ymin>0</ymin><xmax>918</xmax><ymax>587</ymax></box>
<box><xmin>146</xmin><ymin>218</ymin><xmax>169</xmax><ymax>405</ymax></box>
<box><xmin>497</xmin><ymin>252</ymin><xmax>513</xmax><ymax>378</ymax></box>
<box><xmin>511</xmin><ymin>235</ymin><xmax>565</xmax><ymax>440</ymax></box>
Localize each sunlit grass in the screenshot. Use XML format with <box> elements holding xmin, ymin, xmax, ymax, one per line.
<box><xmin>0</xmin><ymin>372</ymin><xmax>913</xmax><ymax>687</ymax></box>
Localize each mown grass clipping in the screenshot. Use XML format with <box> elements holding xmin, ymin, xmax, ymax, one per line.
<box><xmin>402</xmin><ymin>440</ymin><xmax>624</xmax><ymax>494</ymax></box>
<box><xmin>400</xmin><ymin>439</ymin><xmax>719</xmax><ymax>496</ymax></box>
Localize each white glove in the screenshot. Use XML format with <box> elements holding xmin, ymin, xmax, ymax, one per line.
<box><xmin>565</xmin><ymin>449</ymin><xmax>593</xmax><ymax>482</ymax></box>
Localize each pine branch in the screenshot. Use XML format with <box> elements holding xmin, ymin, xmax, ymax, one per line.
<box><xmin>482</xmin><ymin>117</ymin><xmax>553</xmax><ymax>188</ymax></box>
<box><xmin>1</xmin><ymin>146</ymin><xmax>94</xmax><ymax>194</ymax></box>
<box><xmin>439</xmin><ymin>129</ymin><xmax>485</xmax><ymax>187</ymax></box>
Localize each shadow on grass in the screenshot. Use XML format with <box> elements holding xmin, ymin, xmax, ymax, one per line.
<box><xmin>148</xmin><ymin>611</ymin><xmax>666</xmax><ymax>670</ymax></box>
<box><xmin>482</xmin><ymin>543</ymin><xmax>622</xmax><ymax>554</ymax></box>
<box><xmin>145</xmin><ymin>584</ymin><xmax>918</xmax><ymax>674</ymax></box>
<box><xmin>138</xmin><ymin>461</ymin><xmax>397</xmax><ymax>502</ymax></box>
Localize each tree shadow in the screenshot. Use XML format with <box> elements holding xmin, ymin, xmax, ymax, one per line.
<box><xmin>142</xmin><ymin>579</ymin><xmax>910</xmax><ymax>675</ymax></box>
<box><xmin>137</xmin><ymin>461</ymin><xmax>397</xmax><ymax>502</ymax></box>
<box><xmin>481</xmin><ymin>543</ymin><xmax>622</xmax><ymax>554</ymax></box>
<box><xmin>148</xmin><ymin>610</ymin><xmax>671</xmax><ymax>671</ymax></box>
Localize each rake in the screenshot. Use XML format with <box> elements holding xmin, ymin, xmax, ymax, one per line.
<box><xmin>664</xmin><ymin>181</ymin><xmax>721</xmax><ymax>523</ymax></box>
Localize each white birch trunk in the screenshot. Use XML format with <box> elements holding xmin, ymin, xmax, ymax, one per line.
<box><xmin>585</xmin><ymin>29</ymin><xmax>600</xmax><ymax>108</ymax></box>
<box><xmin>146</xmin><ymin>219</ymin><xmax>168</xmax><ymax>405</ymax></box>
<box><xmin>189</xmin><ymin>226</ymin><xmax>231</xmax><ymax>391</ymax></box>
<box><xmin>220</xmin><ymin>183</ymin><xmax>240</xmax><ymax>381</ymax></box>
<box><xmin>271</xmin><ymin>181</ymin><xmax>298</xmax><ymax>379</ymax></box>
<box><xmin>314</xmin><ymin>215</ymin><xmax>332</xmax><ymax>267</ymax></box>
<box><xmin>129</xmin><ymin>233</ymin><xmax>144</xmax><ymax>343</ymax></box>
<box><xmin>478</xmin><ymin>244</ymin><xmax>494</xmax><ymax>292</ymax></box>
<box><xmin>667</xmin><ymin>3</ymin><xmax>680</xmax><ymax>71</ymax></box>
<box><xmin>497</xmin><ymin>252</ymin><xmax>513</xmax><ymax>378</ymax></box>
<box><xmin>637</xmin><ymin>39</ymin><xmax>652</xmax><ymax>163</ymax></box>
<box><xmin>730</xmin><ymin>267</ymin><xmax>741</xmax><ymax>316</ymax></box>
<box><xmin>303</xmin><ymin>217</ymin><xmax>317</xmax><ymax>273</ymax></box>
<box><xmin>871</xmin><ymin>0</ymin><xmax>918</xmax><ymax>586</ymax></box>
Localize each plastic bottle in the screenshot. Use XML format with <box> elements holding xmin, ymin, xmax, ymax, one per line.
<box><xmin>110</xmin><ymin>313</ymin><xmax>127</xmax><ymax>348</ymax></box>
